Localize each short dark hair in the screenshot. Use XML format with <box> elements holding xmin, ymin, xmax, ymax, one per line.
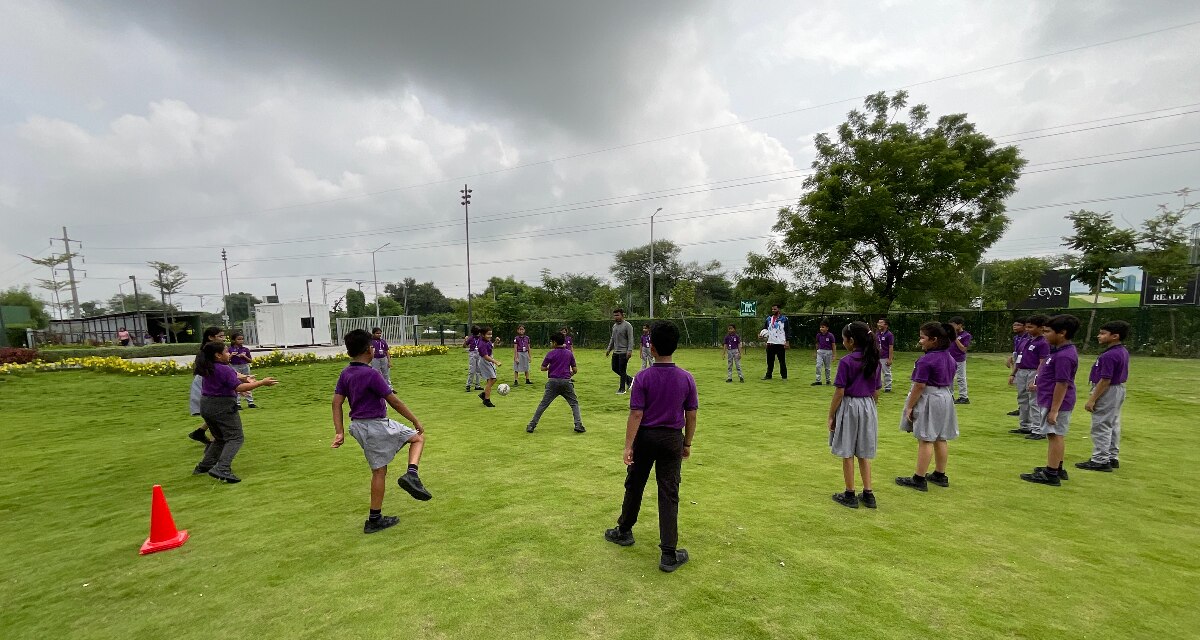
<box><xmin>550</xmin><ymin>333</ymin><xmax>565</xmax><ymax>346</ymax></box>
<box><xmin>372</xmin><ymin>327</ymin><xmax>382</xmax><ymax>334</ymax></box>
<box><xmin>1099</xmin><ymin>319</ymin><xmax>1131</xmax><ymax>341</ymax></box>
<box><xmin>470</xmin><ymin>325</ymin><xmax>480</xmax><ymax>336</ymax></box>
<box><xmin>877</xmin><ymin>317</ymin><xmax>889</xmax><ymax>326</ymax></box>
<box><xmin>202</xmin><ymin>326</ymin><xmax>223</xmax><ymax>343</ymax></box>
<box><xmin>920</xmin><ymin>321</ymin><xmax>953</xmax><ymax>350</ymax></box>
<box><xmin>819</xmin><ymin>319</ymin><xmax>829</xmax><ymax>328</ymax></box>
<box><xmin>948</xmin><ymin>316</ymin><xmax>966</xmax><ymax>326</ymax></box>
<box><xmin>345</xmin><ymin>329</ymin><xmax>372</xmax><ymax>357</ymax></box>
<box><xmin>613</xmin><ymin>308</ymin><xmax>625</xmax><ymax>315</ymax></box>
<box><xmin>480</xmin><ymin>325</ymin><xmax>493</xmax><ymax>335</ymax></box>
<box><xmin>1013</xmin><ymin>316</ymin><xmax>1028</xmax><ymax>324</ymax></box>
<box><xmin>649</xmin><ymin>321</ymin><xmax>679</xmax><ymax>356</ymax></box>
<box><xmin>1046</xmin><ymin>314</ymin><xmax>1081</xmax><ymax>339</ymax></box>
<box><xmin>517</xmin><ymin>324</ymin><xmax>525</xmax><ymax>329</ymax></box>
<box><xmin>771</xmin><ymin>303</ymin><xmax>781</xmax><ymax>309</ymax></box>
<box><xmin>727</xmin><ymin>323</ymin><xmax>737</xmax><ymax>329</ymax></box>
<box><xmin>231</xmin><ymin>331</ymin><xmax>244</xmax><ymax>341</ymax></box>
<box><xmin>1026</xmin><ymin>314</ymin><xmax>1049</xmax><ymax>327</ymax></box>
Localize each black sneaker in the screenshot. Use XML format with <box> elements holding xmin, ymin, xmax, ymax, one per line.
<box><xmin>207</xmin><ymin>469</ymin><xmax>241</xmax><ymax>484</ymax></box>
<box><xmin>811</xmin><ymin>381</ymin><xmax>823</xmax><ymax>386</ymax></box>
<box><xmin>526</xmin><ymin>424</ymin><xmax>537</xmax><ymax>433</ymax></box>
<box><xmin>574</xmin><ymin>425</ymin><xmax>586</xmax><ymax>433</ymax></box>
<box><xmin>1009</xmin><ymin>427</ymin><xmax>1033</xmax><ymax>434</ymax></box>
<box><xmin>1025</xmin><ymin>433</ymin><xmax>1047</xmax><ymax>440</ymax></box>
<box><xmin>397</xmin><ymin>472</ymin><xmax>433</xmax><ymax>500</ymax></box>
<box><xmin>739</xmin><ymin>377</ymin><xmax>744</xmax><ymax>383</ymax></box>
<box><xmin>188</xmin><ymin>428</ymin><xmax>211</xmax><ymax>445</ymax></box>
<box><xmin>761</xmin><ymin>375</ymin><xmax>772</xmax><ymax>380</ymax></box>
<box><xmin>247</xmin><ymin>403</ymin><xmax>258</xmax><ymax>409</ymax></box>
<box><xmin>659</xmin><ymin>549</ymin><xmax>689</xmax><ymax>573</ymax></box>
<box><xmin>824</xmin><ymin>380</ymin><xmax>830</xmax><ymax>385</ymax></box>
<box><xmin>883</xmin><ymin>389</ymin><xmax>892</xmax><ymax>393</ymax></box>
<box><xmin>1110</xmin><ymin>459</ymin><xmax>1120</xmax><ymax>469</ymax></box>
<box><xmin>475</xmin><ymin>386</ymin><xmax>484</xmax><ymax>391</ymax></box>
<box><xmin>1034</xmin><ymin>467</ymin><xmax>1069</xmax><ymax>481</ymax></box>
<box><xmin>192</xmin><ymin>465</ymin><xmax>212</xmax><ymax>475</ymax></box>
<box><xmin>1075</xmin><ymin>459</ymin><xmax>1113</xmax><ymax>472</ymax></box>
<box><xmin>363</xmin><ymin>515</ymin><xmax>399</xmax><ymax>534</ymax></box>
<box><xmin>1020</xmin><ymin>468</ymin><xmax>1060</xmax><ymax>486</ymax></box>
<box><xmin>482</xmin><ymin>399</ymin><xmax>496</xmax><ymax>408</ymax></box>
<box><xmin>464</xmin><ymin>386</ymin><xmax>472</xmax><ymax>392</ymax></box>
<box><xmin>526</xmin><ymin>379</ymin><xmax>533</xmax><ymax>385</ymax></box>
<box><xmin>895</xmin><ymin>475</ymin><xmax>928</xmax><ymax>491</ymax></box>
<box><xmin>726</xmin><ymin>378</ymin><xmax>732</xmax><ymax>383</ymax></box>
<box><xmin>954</xmin><ymin>397</ymin><xmax>970</xmax><ymax>404</ymax></box>
<box><xmin>858</xmin><ymin>491</ymin><xmax>877</xmax><ymax>509</ymax></box>
<box><xmin>1007</xmin><ymin>410</ymin><xmax>1020</xmax><ymax>416</ymax></box>
<box><xmin>832</xmin><ymin>491</ymin><xmax>859</xmax><ymax>509</ymax></box>
<box><xmin>927</xmin><ymin>472</ymin><xmax>950</xmax><ymax>488</ymax></box>
<box><xmin>604</xmin><ymin>527</ymin><xmax>634</xmax><ymax>546</ymax></box>
<box><xmin>513</xmin><ymin>380</ymin><xmax>519</xmax><ymax>387</ymax></box>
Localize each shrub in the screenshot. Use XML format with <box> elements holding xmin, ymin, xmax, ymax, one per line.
<box><xmin>37</xmin><ymin>343</ymin><xmax>202</xmax><ymax>362</ymax></box>
<box><xmin>0</xmin><ymin>348</ymin><xmax>38</xmax><ymax>364</ymax></box>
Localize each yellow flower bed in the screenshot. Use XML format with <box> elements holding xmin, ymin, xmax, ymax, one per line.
<box><xmin>0</xmin><ymin>345</ymin><xmax>449</xmax><ymax>377</ymax></box>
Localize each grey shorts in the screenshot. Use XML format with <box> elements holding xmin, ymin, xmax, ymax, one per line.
<box><xmin>349</xmin><ymin>418</ymin><xmax>418</xmax><ymax>470</ymax></box>
<box><xmin>189</xmin><ymin>375</ymin><xmax>203</xmax><ymax>415</ymax></box>
<box><xmin>514</xmin><ymin>351</ymin><xmax>531</xmax><ymax>373</ymax></box>
<box><xmin>830</xmin><ymin>396</ymin><xmax>878</xmax><ymax>459</ymax></box>
<box><xmin>1041</xmin><ymin>408</ymin><xmax>1072</xmax><ymax>436</ymax></box>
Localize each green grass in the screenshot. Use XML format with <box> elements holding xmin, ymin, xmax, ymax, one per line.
<box><xmin>1068</xmin><ymin>292</ymin><xmax>1142</xmax><ymax>308</ymax></box>
<box><xmin>2</xmin><ymin>349</ymin><xmax>1198</xmax><ymax>639</ymax></box>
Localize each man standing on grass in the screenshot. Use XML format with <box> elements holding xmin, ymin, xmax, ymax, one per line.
<box><xmin>762</xmin><ymin>304</ymin><xmax>790</xmax><ymax>380</ymax></box>
<box><xmin>606</xmin><ymin>308</ymin><xmax>636</xmax><ymax>395</ymax></box>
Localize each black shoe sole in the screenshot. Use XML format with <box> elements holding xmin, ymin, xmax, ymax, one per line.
<box><xmin>397</xmin><ymin>474</ymin><xmax>433</xmax><ymax>501</ymax></box>
<box><xmin>858</xmin><ymin>494</ymin><xmax>877</xmax><ymax>509</ymax></box>
<box><xmin>1025</xmin><ymin>434</ymin><xmax>1047</xmax><ymax>440</ymax></box>
<box><xmin>604</xmin><ymin>530</ymin><xmax>634</xmax><ymax>547</ymax></box>
<box><xmin>526</xmin><ymin>426</ymin><xmax>536</xmax><ymax>433</ymax></box>
<box><xmin>192</xmin><ymin>466</ymin><xmax>212</xmax><ymax>475</ymax></box>
<box><xmin>363</xmin><ymin>516</ymin><xmax>399</xmax><ymax>534</ymax></box>
<box><xmin>659</xmin><ymin>549</ymin><xmax>689</xmax><ymax>573</ymax></box>
<box><xmin>1009</xmin><ymin>429</ymin><xmax>1032</xmax><ymax>434</ymax></box>
<box><xmin>207</xmin><ymin>470</ymin><xmax>241</xmax><ymax>483</ymax></box>
<box><xmin>1020</xmin><ymin>473</ymin><xmax>1060</xmax><ymax>486</ymax></box>
<box><xmin>188</xmin><ymin>430</ymin><xmax>210</xmax><ymax>445</ymax></box>
<box><xmin>895</xmin><ymin>477</ymin><xmax>928</xmax><ymax>491</ymax></box>
<box><xmin>1110</xmin><ymin>460</ymin><xmax>1120</xmax><ymax>469</ymax></box>
<box><xmin>832</xmin><ymin>494</ymin><xmax>859</xmax><ymax>509</ymax></box>
<box><xmin>927</xmin><ymin>476</ymin><xmax>949</xmax><ymax>488</ymax></box>
<box><xmin>574</xmin><ymin>427</ymin><xmax>586</xmax><ymax>433</ymax></box>
<box><xmin>1007</xmin><ymin>411</ymin><xmax>1020</xmax><ymax>416</ymax></box>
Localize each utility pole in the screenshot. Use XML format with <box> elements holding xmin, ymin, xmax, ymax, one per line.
<box><xmin>371</xmin><ymin>243</ymin><xmax>390</xmax><ymax>321</ymax></box>
<box><xmin>649</xmin><ymin>207</ymin><xmax>662</xmax><ymax>319</ymax></box>
<box><xmin>155</xmin><ymin>264</ymin><xmax>170</xmax><ymax>343</ymax></box>
<box><xmin>305</xmin><ymin>278</ymin><xmax>315</xmax><ymax>345</ymax></box>
<box><xmin>270</xmin><ymin>282</ymin><xmax>279</xmax><ymax>302</ymax></box>
<box><xmin>130</xmin><ymin>275</ymin><xmax>143</xmax><ymax>345</ymax></box>
<box><xmin>55</xmin><ymin>227</ymin><xmax>83</xmax><ymax>319</ymax></box>
<box><xmin>320</xmin><ymin>279</ymin><xmax>328</xmax><ymax>306</ymax></box>
<box><xmin>461</xmin><ymin>184</ymin><xmax>473</xmax><ymax>328</ymax></box>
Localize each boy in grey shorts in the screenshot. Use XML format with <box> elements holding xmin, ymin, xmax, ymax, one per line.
<box><xmin>1021</xmin><ymin>314</ymin><xmax>1081</xmax><ymax>487</ymax></box>
<box><xmin>333</xmin><ymin>329</ymin><xmax>433</xmax><ymax>534</ymax></box>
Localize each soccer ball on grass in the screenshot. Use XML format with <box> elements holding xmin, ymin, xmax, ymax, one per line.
<box><xmin>497</xmin><ymin>383</ymin><xmax>511</xmax><ymax>396</ymax></box>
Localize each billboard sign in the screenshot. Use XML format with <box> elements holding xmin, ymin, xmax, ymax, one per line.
<box><xmin>1141</xmin><ymin>274</ymin><xmax>1199</xmax><ymax>306</ymax></box>
<box><xmin>1012</xmin><ymin>270</ymin><xmax>1071</xmax><ymax>309</ymax></box>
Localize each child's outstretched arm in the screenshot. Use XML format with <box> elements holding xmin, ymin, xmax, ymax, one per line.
<box><xmin>331</xmin><ymin>394</ymin><xmax>346</xmax><ymax>448</ymax></box>
<box><xmin>236</xmin><ymin>377</ymin><xmax>276</xmax><ymax>393</ymax></box>
<box><xmin>623</xmin><ymin>410</ymin><xmax>643</xmax><ymax>465</ymax></box>
<box><xmin>386</xmin><ymin>393</ymin><xmax>424</xmax><ymax>433</ymax></box>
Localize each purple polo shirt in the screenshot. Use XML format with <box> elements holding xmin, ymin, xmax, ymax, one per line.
<box><xmin>1012</xmin><ymin>333</ymin><xmax>1026</xmax><ymax>356</ymax></box>
<box><xmin>228</xmin><ymin>344</ymin><xmax>252</xmax><ymax>365</ymax></box>
<box><xmin>911</xmin><ymin>349</ymin><xmax>955</xmax><ymax>387</ymax></box>
<box><xmin>949</xmin><ymin>331</ymin><xmax>971</xmax><ymax>363</ymax></box>
<box><xmin>834</xmin><ymin>350</ymin><xmax>882</xmax><ymax>397</ymax></box>
<box><xmin>1089</xmin><ymin>344</ymin><xmax>1129</xmax><ymax>385</ymax></box>
<box><xmin>468</xmin><ymin>337</ymin><xmax>478</xmax><ymax>352</ymax></box>
<box><xmin>630</xmin><ymin>363</ymin><xmax>698</xmax><ymax>430</ymax></box>
<box><xmin>724</xmin><ymin>334</ymin><xmax>741</xmax><ymax>350</ymax></box>
<box><xmin>1037</xmin><ymin>343</ymin><xmax>1078</xmax><ymax>412</ymax></box>
<box><xmin>334</xmin><ymin>362</ymin><xmax>392</xmax><ymax>420</ymax></box>
<box><xmin>877</xmin><ymin>330</ymin><xmax>894</xmax><ymax>358</ymax></box>
<box><xmin>514</xmin><ymin>335</ymin><xmax>530</xmax><ymax>352</ymax></box>
<box><xmin>541</xmin><ymin>347</ymin><xmax>576</xmax><ymax>379</ymax></box>
<box><xmin>201</xmin><ymin>363</ymin><xmax>241</xmax><ymax>397</ymax></box>
<box><xmin>563</xmin><ymin>335</ymin><xmax>573</xmax><ymax>350</ymax></box>
<box><xmin>478</xmin><ymin>340</ymin><xmax>493</xmax><ymax>359</ymax></box>
<box><xmin>816</xmin><ymin>332</ymin><xmax>836</xmax><ymax>350</ymax></box>
<box><xmin>640</xmin><ymin>334</ymin><xmax>651</xmax><ymax>349</ymax></box>
<box><xmin>371</xmin><ymin>338</ymin><xmax>389</xmax><ymax>359</ymax></box>
<box><xmin>1017</xmin><ymin>335</ymin><xmax>1048</xmax><ymax>370</ymax></box>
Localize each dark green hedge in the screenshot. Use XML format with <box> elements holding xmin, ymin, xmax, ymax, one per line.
<box><xmin>37</xmin><ymin>343</ymin><xmax>202</xmax><ymax>362</ymax></box>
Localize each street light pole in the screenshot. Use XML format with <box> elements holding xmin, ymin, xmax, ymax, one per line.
<box><xmin>305</xmin><ymin>278</ymin><xmax>315</xmax><ymax>345</ymax></box>
<box><xmin>371</xmin><ymin>242</ymin><xmax>390</xmax><ymax>322</ymax></box>
<box><xmin>270</xmin><ymin>282</ymin><xmax>279</xmax><ymax>302</ymax></box>
<box><xmin>117</xmin><ymin>280</ymin><xmax>130</xmax><ymax>313</ymax></box>
<box><xmin>649</xmin><ymin>207</ymin><xmax>662</xmax><ymax>319</ymax></box>
<box><xmin>129</xmin><ymin>275</ymin><xmax>143</xmax><ymax>345</ymax></box>
<box><xmin>461</xmin><ymin>184</ymin><xmax>473</xmax><ymax>328</ymax></box>
<box><xmin>220</xmin><ymin>249</ymin><xmax>231</xmax><ymax>328</ymax></box>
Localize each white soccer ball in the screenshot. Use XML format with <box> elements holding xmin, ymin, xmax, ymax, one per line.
<box><xmin>497</xmin><ymin>383</ymin><xmax>511</xmax><ymax>396</ymax></box>
<box><xmin>758</xmin><ymin>329</ymin><xmax>770</xmax><ymax>340</ymax></box>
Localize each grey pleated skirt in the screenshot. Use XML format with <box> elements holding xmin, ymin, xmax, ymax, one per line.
<box><xmin>829</xmin><ymin>396</ymin><xmax>878</xmax><ymax>459</ymax></box>
<box><xmin>188</xmin><ymin>375</ymin><xmax>203</xmax><ymax>416</ymax></box>
<box><xmin>900</xmin><ymin>384</ymin><xmax>959</xmax><ymax>441</ymax></box>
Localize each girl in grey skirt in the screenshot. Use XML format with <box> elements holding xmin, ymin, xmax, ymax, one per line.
<box><xmin>192</xmin><ymin>341</ymin><xmax>278</xmax><ymax>483</ymax></box>
<box><xmin>187</xmin><ymin>327</ymin><xmax>227</xmax><ymax>446</ymax></box>
<box><xmin>897</xmin><ymin>321</ymin><xmax>960</xmax><ymax>492</ymax></box>
<box><xmin>827</xmin><ymin>321</ymin><xmax>883</xmax><ymax>509</ymax></box>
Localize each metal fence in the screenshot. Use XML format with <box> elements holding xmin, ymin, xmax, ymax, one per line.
<box><xmin>334</xmin><ymin>315</ymin><xmax>419</xmax><ymax>346</ymax></box>
<box><xmin>239</xmin><ymin>321</ymin><xmax>258</xmax><ymax>346</ymax></box>
<box><xmin>415</xmin><ymin>307</ymin><xmax>1200</xmax><ymax>357</ymax></box>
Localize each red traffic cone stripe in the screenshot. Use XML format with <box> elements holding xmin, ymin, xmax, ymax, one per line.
<box><xmin>139</xmin><ymin>484</ymin><xmax>189</xmax><ymax>555</ymax></box>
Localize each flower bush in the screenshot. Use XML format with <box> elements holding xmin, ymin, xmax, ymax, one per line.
<box><xmin>0</xmin><ymin>348</ymin><xmax>38</xmax><ymax>364</ymax></box>
<box><xmin>0</xmin><ymin>345</ymin><xmax>450</xmax><ymax>377</ymax></box>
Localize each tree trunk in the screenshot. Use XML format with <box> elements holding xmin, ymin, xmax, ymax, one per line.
<box><xmin>1083</xmin><ymin>271</ymin><xmax>1102</xmax><ymax>353</ymax></box>
<box><xmin>1169</xmin><ymin>308</ymin><xmax>1177</xmax><ymax>356</ymax></box>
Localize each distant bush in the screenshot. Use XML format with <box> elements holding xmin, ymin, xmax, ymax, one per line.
<box><xmin>0</xmin><ymin>348</ymin><xmax>38</xmax><ymax>364</ymax></box>
<box><xmin>36</xmin><ymin>343</ymin><xmax>201</xmax><ymax>362</ymax></box>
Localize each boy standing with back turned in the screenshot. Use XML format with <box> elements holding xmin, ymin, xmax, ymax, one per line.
<box><xmin>604</xmin><ymin>321</ymin><xmax>697</xmax><ymax>573</ymax></box>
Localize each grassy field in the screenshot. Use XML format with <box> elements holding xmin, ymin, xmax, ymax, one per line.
<box><xmin>2</xmin><ymin>348</ymin><xmax>1198</xmax><ymax>639</ymax></box>
<box><xmin>1068</xmin><ymin>292</ymin><xmax>1142</xmax><ymax>308</ymax></box>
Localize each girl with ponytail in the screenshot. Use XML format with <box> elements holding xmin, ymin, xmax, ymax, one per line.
<box><xmin>896</xmin><ymin>321</ymin><xmax>960</xmax><ymax>492</ymax></box>
<box><xmin>192</xmin><ymin>341</ymin><xmax>278</xmax><ymax>483</ymax></box>
<box><xmin>827</xmin><ymin>321</ymin><xmax>883</xmax><ymax>509</ymax></box>
<box><xmin>188</xmin><ymin>326</ymin><xmax>227</xmax><ymax>446</ymax></box>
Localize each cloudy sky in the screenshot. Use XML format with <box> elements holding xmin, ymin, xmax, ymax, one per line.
<box><xmin>2</xmin><ymin>0</ymin><xmax>1198</xmax><ymax>313</ymax></box>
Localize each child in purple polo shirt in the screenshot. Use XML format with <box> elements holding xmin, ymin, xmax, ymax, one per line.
<box><xmin>477</xmin><ymin>326</ymin><xmax>501</xmax><ymax>407</ymax></box>
<box><xmin>192</xmin><ymin>341</ymin><xmax>277</xmax><ymax>483</ymax></box>
<box><xmin>1077</xmin><ymin>320</ymin><xmax>1131</xmax><ymax>472</ymax></box>
<box><xmin>188</xmin><ymin>326</ymin><xmax>228</xmax><ymax>446</ymax></box>
<box><xmin>896</xmin><ymin>322</ymin><xmax>959</xmax><ymax>492</ymax></box>
<box><xmin>1010</xmin><ymin>314</ymin><xmax>1050</xmax><ymax>437</ymax></box>
<box><xmin>1005</xmin><ymin>317</ymin><xmax>1027</xmax><ymax>416</ymax></box>
<box><xmin>332</xmin><ymin>329</ymin><xmax>432</xmax><ymax>534</ymax></box>
<box><xmin>639</xmin><ymin>324</ymin><xmax>652</xmax><ymax>371</ymax></box>
<box><xmin>370</xmin><ymin>327</ymin><xmax>392</xmax><ymax>386</ymax></box>
<box><xmin>948</xmin><ymin>316</ymin><xmax>971</xmax><ymax>404</ymax></box>
<box><xmin>464</xmin><ymin>326</ymin><xmax>482</xmax><ymax>392</ymax></box>
<box><xmin>723</xmin><ymin>324</ymin><xmax>744</xmax><ymax>383</ymax></box>
<box><xmin>228</xmin><ymin>331</ymin><xmax>258</xmax><ymax>409</ymax></box>
<box><xmin>526</xmin><ymin>333</ymin><xmax>584</xmax><ymax>433</ymax></box>
<box><xmin>875</xmin><ymin>318</ymin><xmax>894</xmax><ymax>393</ymax></box>
<box><xmin>513</xmin><ymin>324</ymin><xmax>533</xmax><ymax>386</ymax></box>
<box><xmin>828</xmin><ymin>321</ymin><xmax>882</xmax><ymax>509</ymax></box>
<box><xmin>605</xmin><ymin>321</ymin><xmax>697</xmax><ymax>573</ymax></box>
<box><xmin>559</xmin><ymin>326</ymin><xmax>574</xmax><ymax>351</ymax></box>
<box><xmin>813</xmin><ymin>321</ymin><xmax>837</xmax><ymax>385</ymax></box>
<box><xmin>1021</xmin><ymin>314</ymin><xmax>1081</xmax><ymax>486</ymax></box>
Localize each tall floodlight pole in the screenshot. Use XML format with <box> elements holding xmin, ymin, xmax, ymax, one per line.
<box><xmin>305</xmin><ymin>278</ymin><xmax>315</xmax><ymax>345</ymax></box>
<box><xmin>461</xmin><ymin>184</ymin><xmax>473</xmax><ymax>328</ymax></box>
<box><xmin>371</xmin><ymin>242</ymin><xmax>390</xmax><ymax>322</ymax></box>
<box><xmin>130</xmin><ymin>275</ymin><xmax>143</xmax><ymax>345</ymax></box>
<box><xmin>649</xmin><ymin>207</ymin><xmax>663</xmax><ymax>319</ymax></box>
<box><xmin>220</xmin><ymin>248</ymin><xmax>231</xmax><ymax>327</ymax></box>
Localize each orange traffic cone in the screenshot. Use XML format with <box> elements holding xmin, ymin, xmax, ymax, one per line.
<box><xmin>139</xmin><ymin>484</ymin><xmax>189</xmax><ymax>555</ymax></box>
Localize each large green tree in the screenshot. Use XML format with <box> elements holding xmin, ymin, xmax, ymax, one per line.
<box><xmin>1137</xmin><ymin>203</ymin><xmax>1197</xmax><ymax>289</ymax></box>
<box><xmin>977</xmin><ymin>257</ymin><xmax>1057</xmax><ymax>309</ymax></box>
<box><xmin>345</xmin><ymin>288</ymin><xmax>367</xmax><ymax>318</ymax></box>
<box><xmin>1063</xmin><ymin>210</ymin><xmax>1139</xmax><ymax>346</ymax></box>
<box><xmin>224</xmin><ymin>292</ymin><xmax>261</xmax><ymax>325</ymax></box>
<box><xmin>610</xmin><ymin>240</ymin><xmax>683</xmax><ymax>316</ymax></box>
<box><xmin>772</xmin><ymin>91</ymin><xmax>1025</xmax><ymax>312</ymax></box>
<box><xmin>148</xmin><ymin>261</ymin><xmax>188</xmax><ymax>341</ymax></box>
<box><xmin>0</xmin><ymin>286</ymin><xmax>51</xmax><ymax>328</ymax></box>
<box><xmin>385</xmin><ymin>278</ymin><xmax>453</xmax><ymax>316</ymax></box>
